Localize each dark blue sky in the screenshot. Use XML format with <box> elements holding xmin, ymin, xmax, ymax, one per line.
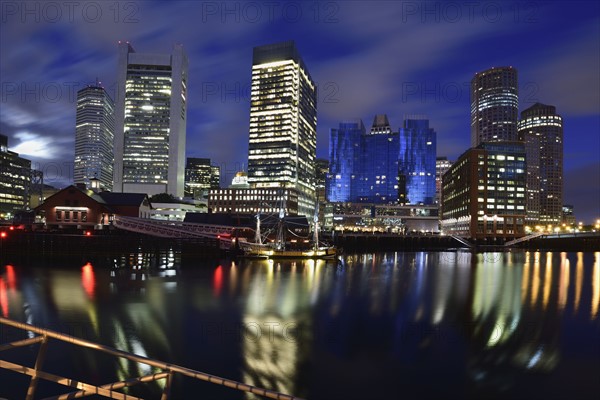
<box><xmin>1</xmin><ymin>1</ymin><xmax>598</xmax><ymax>222</ymax></box>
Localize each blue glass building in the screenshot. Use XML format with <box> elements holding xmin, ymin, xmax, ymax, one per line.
<box><xmin>327</xmin><ymin>115</ymin><xmax>437</xmax><ymax>205</ymax></box>
<box><xmin>326</xmin><ymin>120</ymin><xmax>364</xmax><ymax>202</ymax></box>
<box><xmin>398</xmin><ymin>118</ymin><xmax>437</xmax><ymax>205</ymax></box>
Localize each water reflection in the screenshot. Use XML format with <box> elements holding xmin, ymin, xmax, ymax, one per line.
<box><xmin>1</xmin><ymin>251</ymin><xmax>599</xmax><ymax>399</ymax></box>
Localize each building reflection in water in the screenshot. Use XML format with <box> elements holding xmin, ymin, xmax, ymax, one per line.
<box><xmin>1</xmin><ymin>250</ymin><xmax>599</xmax><ymax>399</ymax></box>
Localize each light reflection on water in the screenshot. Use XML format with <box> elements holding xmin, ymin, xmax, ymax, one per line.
<box><xmin>0</xmin><ymin>251</ymin><xmax>599</xmax><ymax>399</ymax></box>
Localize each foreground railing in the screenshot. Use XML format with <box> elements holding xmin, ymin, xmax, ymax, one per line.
<box><xmin>0</xmin><ymin>317</ymin><xmax>303</xmax><ymax>400</ymax></box>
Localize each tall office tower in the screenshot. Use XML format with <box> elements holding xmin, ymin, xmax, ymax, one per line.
<box><xmin>471</xmin><ymin>66</ymin><xmax>518</xmax><ymax>147</ymax></box>
<box><xmin>435</xmin><ymin>157</ymin><xmax>453</xmax><ymax>205</ymax></box>
<box><xmin>247</xmin><ymin>41</ymin><xmax>317</xmax><ymax>217</ymax></box>
<box><xmin>327</xmin><ymin>120</ymin><xmax>365</xmax><ymax>202</ymax></box>
<box><xmin>74</xmin><ymin>84</ymin><xmax>115</xmax><ymax>191</ymax></box>
<box><xmin>441</xmin><ymin>141</ymin><xmax>527</xmax><ymax>239</ymax></box>
<box><xmin>355</xmin><ymin>115</ymin><xmax>399</xmax><ymax>203</ymax></box>
<box><xmin>0</xmin><ymin>134</ymin><xmax>31</xmax><ymax>216</ymax></box>
<box><xmin>184</xmin><ymin>157</ymin><xmax>220</xmax><ymax>199</ymax></box>
<box><xmin>518</xmin><ymin>103</ymin><xmax>563</xmax><ymax>224</ymax></box>
<box><xmin>398</xmin><ymin>117</ymin><xmax>436</xmax><ymax>205</ymax></box>
<box><xmin>114</xmin><ymin>42</ymin><xmax>188</xmax><ymax>197</ymax></box>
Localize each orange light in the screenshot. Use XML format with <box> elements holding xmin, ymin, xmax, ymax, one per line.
<box><xmin>9</xmin><ymin>226</ymin><xmax>14</xmax><ymax>230</ymax></box>
<box><xmin>0</xmin><ymin>232</ymin><xmax>6</xmax><ymax>239</ymax></box>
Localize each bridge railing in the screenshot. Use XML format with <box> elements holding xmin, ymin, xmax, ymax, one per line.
<box><xmin>504</xmin><ymin>232</ymin><xmax>545</xmax><ymax>247</ymax></box>
<box><xmin>0</xmin><ymin>316</ymin><xmax>303</xmax><ymax>400</ymax></box>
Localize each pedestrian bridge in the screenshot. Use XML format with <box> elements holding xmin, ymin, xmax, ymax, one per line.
<box><xmin>112</xmin><ymin>216</ymin><xmax>252</xmax><ymax>250</ymax></box>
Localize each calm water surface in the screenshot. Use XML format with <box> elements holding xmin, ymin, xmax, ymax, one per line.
<box><xmin>1</xmin><ymin>251</ymin><xmax>599</xmax><ymax>399</ymax></box>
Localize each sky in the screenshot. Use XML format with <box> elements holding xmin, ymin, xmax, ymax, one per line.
<box><xmin>1</xmin><ymin>0</ymin><xmax>599</xmax><ymax>222</ymax></box>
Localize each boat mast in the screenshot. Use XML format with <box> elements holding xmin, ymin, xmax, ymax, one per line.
<box><xmin>254</xmin><ymin>213</ymin><xmax>262</xmax><ymax>245</ymax></box>
<box><xmin>313</xmin><ymin>203</ymin><xmax>319</xmax><ymax>251</ymax></box>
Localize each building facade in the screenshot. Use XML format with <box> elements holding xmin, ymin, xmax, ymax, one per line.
<box><xmin>435</xmin><ymin>157</ymin><xmax>453</xmax><ymax>206</ymax></box>
<box><xmin>398</xmin><ymin>118</ymin><xmax>436</xmax><ymax>205</ymax></box>
<box><xmin>441</xmin><ymin>142</ymin><xmax>527</xmax><ymax>240</ymax></box>
<box><xmin>113</xmin><ymin>42</ymin><xmax>188</xmax><ymax>197</ymax></box>
<box><xmin>74</xmin><ymin>84</ymin><xmax>115</xmax><ymax>191</ymax></box>
<box><xmin>470</xmin><ymin>66</ymin><xmax>519</xmax><ymax>147</ymax></box>
<box><xmin>0</xmin><ymin>134</ymin><xmax>32</xmax><ymax>217</ymax></box>
<box><xmin>327</xmin><ymin>120</ymin><xmax>364</xmax><ymax>202</ymax></box>
<box><xmin>327</xmin><ymin>116</ymin><xmax>437</xmax><ymax>206</ymax></box>
<box><xmin>518</xmin><ymin>103</ymin><xmax>563</xmax><ymax>224</ymax></box>
<box><xmin>208</xmin><ymin>187</ymin><xmax>299</xmax><ymax>215</ymax></box>
<box><xmin>247</xmin><ymin>41</ymin><xmax>317</xmax><ymax>217</ymax></box>
<box><xmin>184</xmin><ymin>157</ymin><xmax>220</xmax><ymax>199</ymax></box>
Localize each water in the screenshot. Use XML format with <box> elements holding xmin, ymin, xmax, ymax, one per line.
<box><xmin>1</xmin><ymin>251</ymin><xmax>599</xmax><ymax>399</ymax></box>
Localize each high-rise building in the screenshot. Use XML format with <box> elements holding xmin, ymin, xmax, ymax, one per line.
<box><xmin>114</xmin><ymin>42</ymin><xmax>188</xmax><ymax>197</ymax></box>
<box><xmin>518</xmin><ymin>103</ymin><xmax>563</xmax><ymax>224</ymax></box>
<box><xmin>0</xmin><ymin>134</ymin><xmax>32</xmax><ymax>216</ymax></box>
<box><xmin>247</xmin><ymin>41</ymin><xmax>317</xmax><ymax>217</ymax></box>
<box><xmin>441</xmin><ymin>141</ymin><xmax>527</xmax><ymax>239</ymax></box>
<box><xmin>470</xmin><ymin>66</ymin><xmax>518</xmax><ymax>147</ymax></box>
<box><xmin>184</xmin><ymin>158</ymin><xmax>220</xmax><ymax>199</ymax></box>
<box><xmin>327</xmin><ymin>120</ymin><xmax>364</xmax><ymax>202</ymax></box>
<box><xmin>74</xmin><ymin>84</ymin><xmax>115</xmax><ymax>191</ymax></box>
<box><xmin>398</xmin><ymin>117</ymin><xmax>436</xmax><ymax>205</ymax></box>
<box><xmin>435</xmin><ymin>157</ymin><xmax>453</xmax><ymax>206</ymax></box>
<box><xmin>327</xmin><ymin>116</ymin><xmax>437</xmax><ymax>205</ymax></box>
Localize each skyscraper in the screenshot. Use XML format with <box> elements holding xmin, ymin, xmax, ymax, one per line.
<box><xmin>435</xmin><ymin>157</ymin><xmax>453</xmax><ymax>206</ymax></box>
<box><xmin>398</xmin><ymin>117</ymin><xmax>436</xmax><ymax>205</ymax></box>
<box><xmin>74</xmin><ymin>84</ymin><xmax>115</xmax><ymax>190</ymax></box>
<box><xmin>518</xmin><ymin>103</ymin><xmax>563</xmax><ymax>224</ymax></box>
<box><xmin>113</xmin><ymin>42</ymin><xmax>188</xmax><ymax>197</ymax></box>
<box><xmin>327</xmin><ymin>115</ymin><xmax>437</xmax><ymax>205</ymax></box>
<box><xmin>471</xmin><ymin>66</ymin><xmax>518</xmax><ymax>147</ymax></box>
<box><xmin>184</xmin><ymin>157</ymin><xmax>220</xmax><ymax>199</ymax></box>
<box><xmin>327</xmin><ymin>120</ymin><xmax>364</xmax><ymax>202</ymax></box>
<box><xmin>0</xmin><ymin>134</ymin><xmax>31</xmax><ymax>216</ymax></box>
<box><xmin>247</xmin><ymin>41</ymin><xmax>317</xmax><ymax>217</ymax></box>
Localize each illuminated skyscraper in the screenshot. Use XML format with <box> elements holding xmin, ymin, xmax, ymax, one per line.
<box><xmin>184</xmin><ymin>157</ymin><xmax>220</xmax><ymax>199</ymax></box>
<box><xmin>247</xmin><ymin>41</ymin><xmax>317</xmax><ymax>217</ymax></box>
<box><xmin>74</xmin><ymin>84</ymin><xmax>115</xmax><ymax>190</ymax></box>
<box><xmin>398</xmin><ymin>117</ymin><xmax>436</xmax><ymax>205</ymax></box>
<box><xmin>114</xmin><ymin>42</ymin><xmax>188</xmax><ymax>197</ymax></box>
<box><xmin>471</xmin><ymin>66</ymin><xmax>518</xmax><ymax>147</ymax></box>
<box><xmin>435</xmin><ymin>157</ymin><xmax>452</xmax><ymax>206</ymax></box>
<box><xmin>518</xmin><ymin>103</ymin><xmax>563</xmax><ymax>224</ymax></box>
<box><xmin>0</xmin><ymin>134</ymin><xmax>31</xmax><ymax>216</ymax></box>
<box><xmin>327</xmin><ymin>120</ymin><xmax>364</xmax><ymax>202</ymax></box>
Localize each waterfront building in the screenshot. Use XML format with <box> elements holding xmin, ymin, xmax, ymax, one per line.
<box><xmin>435</xmin><ymin>157</ymin><xmax>453</xmax><ymax>206</ymax></box>
<box><xmin>247</xmin><ymin>41</ymin><xmax>317</xmax><ymax>217</ymax></box>
<box><xmin>331</xmin><ymin>203</ymin><xmax>439</xmax><ymax>233</ymax></box>
<box><xmin>518</xmin><ymin>103</ymin><xmax>563</xmax><ymax>225</ymax></box>
<box><xmin>562</xmin><ymin>204</ymin><xmax>575</xmax><ymax>226</ymax></box>
<box><xmin>0</xmin><ymin>134</ymin><xmax>32</xmax><ymax>217</ymax></box>
<box><xmin>326</xmin><ymin>120</ymin><xmax>364</xmax><ymax>203</ymax></box>
<box><xmin>36</xmin><ymin>185</ymin><xmax>151</xmax><ymax>230</ymax></box>
<box><xmin>398</xmin><ymin>117</ymin><xmax>436</xmax><ymax>205</ymax></box>
<box><xmin>184</xmin><ymin>158</ymin><xmax>220</xmax><ymax>199</ymax></box>
<box><xmin>74</xmin><ymin>84</ymin><xmax>115</xmax><ymax>191</ymax></box>
<box><xmin>441</xmin><ymin>141</ymin><xmax>527</xmax><ymax>240</ymax></box>
<box><xmin>113</xmin><ymin>42</ymin><xmax>188</xmax><ymax>197</ymax></box>
<box><xmin>470</xmin><ymin>66</ymin><xmax>519</xmax><ymax>147</ymax></box>
<box><xmin>327</xmin><ymin>115</ymin><xmax>437</xmax><ymax>205</ymax></box>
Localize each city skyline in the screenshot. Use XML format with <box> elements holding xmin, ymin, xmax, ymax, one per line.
<box><xmin>0</xmin><ymin>1</ymin><xmax>598</xmax><ymax>221</ymax></box>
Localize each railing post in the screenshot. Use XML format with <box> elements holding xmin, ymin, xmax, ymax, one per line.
<box><xmin>160</xmin><ymin>371</ymin><xmax>174</xmax><ymax>400</ymax></box>
<box><xmin>25</xmin><ymin>334</ymin><xmax>48</xmax><ymax>400</ymax></box>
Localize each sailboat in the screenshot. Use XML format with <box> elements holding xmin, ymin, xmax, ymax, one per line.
<box><xmin>238</xmin><ymin>203</ymin><xmax>338</xmax><ymax>259</ymax></box>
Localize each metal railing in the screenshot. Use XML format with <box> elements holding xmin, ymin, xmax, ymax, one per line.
<box><xmin>0</xmin><ymin>317</ymin><xmax>303</xmax><ymax>400</ymax></box>
<box><xmin>504</xmin><ymin>232</ymin><xmax>545</xmax><ymax>247</ymax></box>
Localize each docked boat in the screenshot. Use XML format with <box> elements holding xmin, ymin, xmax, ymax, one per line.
<box><xmin>237</xmin><ymin>207</ymin><xmax>338</xmax><ymax>260</ymax></box>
